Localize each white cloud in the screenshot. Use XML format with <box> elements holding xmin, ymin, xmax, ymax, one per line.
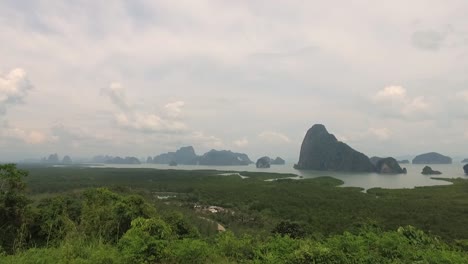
<box><xmin>372</xmin><ymin>85</ymin><xmax>431</xmax><ymax>118</ymax></box>
<box><xmin>373</xmin><ymin>85</ymin><xmax>407</xmax><ymax>102</ymax></box>
<box><xmin>258</xmin><ymin>131</ymin><xmax>291</xmax><ymax>143</ymax></box>
<box><xmin>0</xmin><ymin>68</ymin><xmax>33</xmax><ymax>114</ymax></box>
<box><xmin>190</xmin><ymin>131</ymin><xmax>223</xmax><ymax>148</ymax></box>
<box><xmin>164</xmin><ymin>101</ymin><xmax>185</xmax><ymax>118</ymax></box>
<box><xmin>103</xmin><ymin>82</ymin><xmax>188</xmax><ymax>133</ymax></box>
<box><xmin>2</xmin><ymin>126</ymin><xmax>47</xmax><ymax>144</ymax></box>
<box><xmin>101</xmin><ymin>82</ymin><xmax>131</xmax><ymax>111</ymax></box>
<box><xmin>368</xmin><ymin>127</ymin><xmax>391</xmax><ymax>141</ymax></box>
<box><xmin>115</xmin><ymin>112</ymin><xmax>187</xmax><ymax>133</ymax></box>
<box><xmin>233</xmin><ymin>138</ymin><xmax>248</xmax><ymax>147</ymax></box>
<box><xmin>402</xmin><ymin>96</ymin><xmax>429</xmax><ymax>115</ymax></box>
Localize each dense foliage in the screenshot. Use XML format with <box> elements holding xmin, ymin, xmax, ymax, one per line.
<box><xmin>1</xmin><ymin>164</ymin><xmax>468</xmax><ymax>263</ymax></box>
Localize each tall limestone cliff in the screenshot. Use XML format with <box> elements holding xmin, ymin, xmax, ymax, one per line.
<box><xmin>294</xmin><ymin>124</ymin><xmax>375</xmax><ymax>172</ymax></box>
<box><xmin>153</xmin><ymin>146</ymin><xmax>198</xmax><ymax>165</ymax></box>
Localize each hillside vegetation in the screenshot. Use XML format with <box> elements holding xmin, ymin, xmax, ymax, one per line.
<box><xmin>1</xmin><ymin>164</ymin><xmax>468</xmax><ymax>263</ymax></box>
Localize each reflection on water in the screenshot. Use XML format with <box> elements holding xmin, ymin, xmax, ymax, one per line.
<box><xmin>89</xmin><ymin>163</ymin><xmax>468</xmax><ymax>190</ymax></box>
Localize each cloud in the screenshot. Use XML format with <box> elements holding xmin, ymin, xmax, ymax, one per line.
<box><xmin>457</xmin><ymin>90</ymin><xmax>468</xmax><ymax>102</ymax></box>
<box><xmin>374</xmin><ymin>85</ymin><xmax>407</xmax><ymax>101</ymax></box>
<box><xmin>258</xmin><ymin>131</ymin><xmax>291</xmax><ymax>143</ymax></box>
<box><xmin>372</xmin><ymin>85</ymin><xmax>431</xmax><ymax>118</ymax></box>
<box><xmin>164</xmin><ymin>101</ymin><xmax>185</xmax><ymax>118</ymax></box>
<box><xmin>0</xmin><ymin>68</ymin><xmax>33</xmax><ymax>115</ymax></box>
<box><xmin>115</xmin><ymin>112</ymin><xmax>187</xmax><ymax>133</ymax></box>
<box><xmin>402</xmin><ymin>96</ymin><xmax>429</xmax><ymax>115</ymax></box>
<box><xmin>411</xmin><ymin>30</ymin><xmax>447</xmax><ymax>51</ymax></box>
<box><xmin>0</xmin><ymin>122</ymin><xmax>47</xmax><ymax>144</ymax></box>
<box><xmin>190</xmin><ymin>131</ymin><xmax>223</xmax><ymax>148</ymax></box>
<box><xmin>101</xmin><ymin>82</ymin><xmax>131</xmax><ymax>111</ymax></box>
<box><xmin>102</xmin><ymin>82</ymin><xmax>188</xmax><ymax>133</ymax></box>
<box><xmin>368</xmin><ymin>127</ymin><xmax>391</xmax><ymax>141</ymax></box>
<box><xmin>233</xmin><ymin>138</ymin><xmax>248</xmax><ymax>147</ymax></box>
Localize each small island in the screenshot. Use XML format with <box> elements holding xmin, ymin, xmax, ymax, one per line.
<box><xmin>421</xmin><ymin>166</ymin><xmax>442</xmax><ymax>175</ymax></box>
<box><xmin>375</xmin><ymin>157</ymin><xmax>407</xmax><ymax>174</ymax></box>
<box><xmin>462</xmin><ymin>158</ymin><xmax>468</xmax><ymax>163</ymax></box>
<box><xmin>412</xmin><ymin>152</ymin><xmax>452</xmax><ymax>164</ymax></box>
<box><xmin>270</xmin><ymin>157</ymin><xmax>286</xmax><ymax>165</ymax></box>
<box><xmin>256</xmin><ymin>156</ymin><xmax>271</xmax><ymax>168</ymax></box>
<box><xmin>464</xmin><ymin>164</ymin><xmax>468</xmax><ymax>175</ymax></box>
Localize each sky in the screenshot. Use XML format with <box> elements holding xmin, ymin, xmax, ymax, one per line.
<box><xmin>1</xmin><ymin>0</ymin><xmax>468</xmax><ymax>162</ymax></box>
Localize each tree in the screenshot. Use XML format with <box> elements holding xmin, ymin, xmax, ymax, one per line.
<box><xmin>272</xmin><ymin>221</ymin><xmax>306</xmax><ymax>238</ymax></box>
<box><xmin>118</xmin><ymin>217</ymin><xmax>172</xmax><ymax>263</ymax></box>
<box><xmin>0</xmin><ymin>164</ymin><xmax>30</xmax><ymax>253</ymax></box>
<box><xmin>80</xmin><ymin>188</ymin><xmax>155</xmax><ymax>242</ymax></box>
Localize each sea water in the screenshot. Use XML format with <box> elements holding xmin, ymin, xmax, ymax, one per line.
<box><xmin>88</xmin><ymin>163</ymin><xmax>468</xmax><ymax>190</ymax></box>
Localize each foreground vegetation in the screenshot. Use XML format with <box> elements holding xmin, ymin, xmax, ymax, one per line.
<box><xmin>1</xmin><ymin>164</ymin><xmax>468</xmax><ymax>263</ymax></box>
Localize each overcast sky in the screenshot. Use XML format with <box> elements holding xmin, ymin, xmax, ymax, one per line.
<box><xmin>1</xmin><ymin>0</ymin><xmax>468</xmax><ymax>162</ymax></box>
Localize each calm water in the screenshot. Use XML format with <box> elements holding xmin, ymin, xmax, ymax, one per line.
<box><xmin>89</xmin><ymin>163</ymin><xmax>468</xmax><ymax>190</ymax></box>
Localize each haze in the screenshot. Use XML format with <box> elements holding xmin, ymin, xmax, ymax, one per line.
<box><xmin>1</xmin><ymin>0</ymin><xmax>468</xmax><ymax>162</ymax></box>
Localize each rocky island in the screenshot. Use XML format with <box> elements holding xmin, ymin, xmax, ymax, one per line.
<box><xmin>152</xmin><ymin>146</ymin><xmax>198</xmax><ymax>165</ymax></box>
<box><xmin>421</xmin><ymin>166</ymin><xmax>442</xmax><ymax>175</ymax></box>
<box><xmin>374</xmin><ymin>157</ymin><xmax>407</xmax><ymax>174</ymax></box>
<box><xmin>254</xmin><ymin>156</ymin><xmax>285</xmax><ymax>167</ymax></box>
<box><xmin>412</xmin><ymin>152</ymin><xmax>452</xmax><ymax>164</ymax></box>
<box><xmin>62</xmin><ymin>155</ymin><xmax>73</xmax><ymax>164</ymax></box>
<box><xmin>149</xmin><ymin>146</ymin><xmax>253</xmax><ymax>166</ymax></box>
<box><xmin>92</xmin><ymin>155</ymin><xmax>140</xmax><ymax>164</ymax></box>
<box><xmin>270</xmin><ymin>157</ymin><xmax>286</xmax><ymax>165</ymax></box>
<box><xmin>294</xmin><ymin>124</ymin><xmax>375</xmax><ymax>172</ymax></box>
<box><xmin>464</xmin><ymin>164</ymin><xmax>468</xmax><ymax>175</ymax></box>
<box><xmin>198</xmin><ymin>150</ymin><xmax>253</xmax><ymax>166</ymax></box>
<box><xmin>256</xmin><ymin>156</ymin><xmax>271</xmax><ymax>168</ymax></box>
<box><xmin>462</xmin><ymin>158</ymin><xmax>468</xmax><ymax>163</ymax></box>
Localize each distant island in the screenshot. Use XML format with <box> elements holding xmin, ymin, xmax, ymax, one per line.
<box><xmin>40</xmin><ymin>154</ymin><xmax>73</xmax><ymax>165</ymax></box>
<box><xmin>148</xmin><ymin>146</ymin><xmax>253</xmax><ymax>166</ymax></box>
<box><xmin>254</xmin><ymin>156</ymin><xmax>285</xmax><ymax>168</ymax></box>
<box><xmin>464</xmin><ymin>164</ymin><xmax>468</xmax><ymax>175</ymax></box>
<box><xmin>270</xmin><ymin>157</ymin><xmax>286</xmax><ymax>165</ymax></box>
<box><xmin>62</xmin><ymin>155</ymin><xmax>73</xmax><ymax>164</ymax></box>
<box><xmin>198</xmin><ymin>149</ymin><xmax>252</xmax><ymax>166</ymax></box>
<box><xmin>412</xmin><ymin>152</ymin><xmax>452</xmax><ymax>164</ymax></box>
<box><xmin>256</xmin><ymin>156</ymin><xmax>271</xmax><ymax>168</ymax></box>
<box><xmin>41</xmin><ymin>153</ymin><xmax>60</xmax><ymax>164</ymax></box>
<box><xmin>462</xmin><ymin>158</ymin><xmax>468</xmax><ymax>163</ymax></box>
<box><xmin>92</xmin><ymin>155</ymin><xmax>140</xmax><ymax>164</ymax></box>
<box><xmin>151</xmin><ymin>146</ymin><xmax>198</xmax><ymax>165</ymax></box>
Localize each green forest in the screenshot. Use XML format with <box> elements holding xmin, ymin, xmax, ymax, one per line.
<box><xmin>1</xmin><ymin>164</ymin><xmax>468</xmax><ymax>263</ymax></box>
